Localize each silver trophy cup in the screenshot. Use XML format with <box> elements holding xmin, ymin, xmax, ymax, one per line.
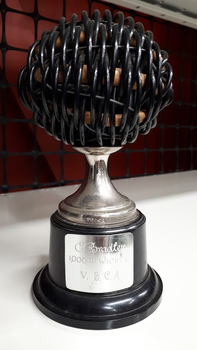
<box><xmin>18</xmin><ymin>10</ymin><xmax>173</xmax><ymax>329</ymax></box>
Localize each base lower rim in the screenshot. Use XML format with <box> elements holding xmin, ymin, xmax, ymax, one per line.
<box><xmin>32</xmin><ymin>264</ymin><xmax>162</xmax><ymax>330</ymax></box>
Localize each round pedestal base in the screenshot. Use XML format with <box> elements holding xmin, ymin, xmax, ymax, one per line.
<box><xmin>32</xmin><ymin>264</ymin><xmax>162</xmax><ymax>330</ymax></box>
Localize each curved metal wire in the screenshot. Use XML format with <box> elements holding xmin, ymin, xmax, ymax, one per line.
<box><xmin>18</xmin><ymin>10</ymin><xmax>173</xmax><ymax>147</ymax></box>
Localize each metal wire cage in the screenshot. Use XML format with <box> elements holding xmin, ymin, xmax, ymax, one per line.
<box><xmin>1</xmin><ymin>0</ymin><xmax>196</xmax><ymax>194</ymax></box>
<box><xmin>18</xmin><ymin>10</ymin><xmax>173</xmax><ymax>147</ymax></box>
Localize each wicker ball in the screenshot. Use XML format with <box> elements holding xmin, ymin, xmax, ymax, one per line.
<box><xmin>18</xmin><ymin>10</ymin><xmax>173</xmax><ymax>147</ymax></box>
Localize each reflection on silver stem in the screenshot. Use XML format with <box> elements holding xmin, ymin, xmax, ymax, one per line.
<box><xmin>58</xmin><ymin>147</ymin><xmax>138</xmax><ymax>227</ymax></box>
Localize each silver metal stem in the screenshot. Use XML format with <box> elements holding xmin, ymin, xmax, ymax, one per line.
<box><xmin>58</xmin><ymin>147</ymin><xmax>138</xmax><ymax>227</ymax></box>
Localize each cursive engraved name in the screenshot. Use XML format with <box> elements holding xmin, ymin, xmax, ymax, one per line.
<box><xmin>75</xmin><ymin>241</ymin><xmax>127</xmax><ymax>254</ymax></box>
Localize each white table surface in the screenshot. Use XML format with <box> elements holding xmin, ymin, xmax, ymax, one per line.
<box><xmin>0</xmin><ymin>171</ymin><xmax>197</xmax><ymax>350</ymax></box>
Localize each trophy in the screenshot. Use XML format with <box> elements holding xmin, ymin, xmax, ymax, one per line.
<box><xmin>18</xmin><ymin>10</ymin><xmax>173</xmax><ymax>329</ymax></box>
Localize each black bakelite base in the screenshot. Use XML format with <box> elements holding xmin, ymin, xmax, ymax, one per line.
<box><xmin>32</xmin><ymin>264</ymin><xmax>162</xmax><ymax>330</ymax></box>
<box><xmin>32</xmin><ymin>211</ymin><xmax>163</xmax><ymax>330</ymax></box>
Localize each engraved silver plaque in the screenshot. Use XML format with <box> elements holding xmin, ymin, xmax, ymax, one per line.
<box><xmin>65</xmin><ymin>233</ymin><xmax>133</xmax><ymax>293</ymax></box>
